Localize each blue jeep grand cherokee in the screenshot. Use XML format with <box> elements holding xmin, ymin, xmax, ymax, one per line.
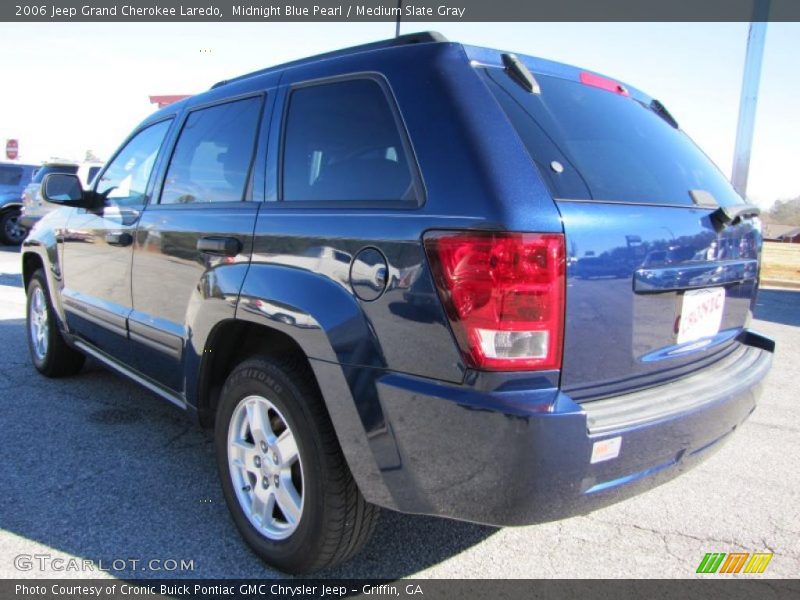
<box><xmin>22</xmin><ymin>33</ymin><xmax>774</xmax><ymax>573</ymax></box>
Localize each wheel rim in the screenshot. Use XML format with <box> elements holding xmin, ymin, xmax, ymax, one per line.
<box><xmin>29</xmin><ymin>286</ymin><xmax>49</xmax><ymax>361</ymax></box>
<box><xmin>4</xmin><ymin>214</ymin><xmax>26</xmax><ymax>243</ymax></box>
<box><xmin>228</xmin><ymin>394</ymin><xmax>304</xmax><ymax>540</ymax></box>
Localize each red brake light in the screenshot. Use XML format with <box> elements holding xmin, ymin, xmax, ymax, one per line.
<box><xmin>579</xmin><ymin>71</ymin><xmax>629</xmax><ymax>96</ymax></box>
<box><xmin>423</xmin><ymin>231</ymin><xmax>566</xmax><ymax>371</ymax></box>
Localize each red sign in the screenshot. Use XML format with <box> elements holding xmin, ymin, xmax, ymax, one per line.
<box><xmin>149</xmin><ymin>95</ymin><xmax>190</xmax><ymax>108</ymax></box>
<box><xmin>6</xmin><ymin>139</ymin><xmax>18</xmax><ymax>160</ymax></box>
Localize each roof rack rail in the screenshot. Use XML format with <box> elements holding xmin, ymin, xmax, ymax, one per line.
<box><xmin>211</xmin><ymin>31</ymin><xmax>448</xmax><ymax>90</ymax></box>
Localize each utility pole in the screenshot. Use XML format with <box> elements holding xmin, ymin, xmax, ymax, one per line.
<box><xmin>731</xmin><ymin>0</ymin><xmax>770</xmax><ymax>199</ymax></box>
<box><xmin>395</xmin><ymin>0</ymin><xmax>402</xmax><ymax>37</ymax></box>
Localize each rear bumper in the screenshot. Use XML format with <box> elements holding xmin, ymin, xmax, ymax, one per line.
<box><xmin>369</xmin><ymin>335</ymin><xmax>772</xmax><ymax>526</ymax></box>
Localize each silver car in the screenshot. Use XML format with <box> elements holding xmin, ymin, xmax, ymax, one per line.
<box><xmin>20</xmin><ymin>161</ymin><xmax>103</xmax><ymax>230</ymax></box>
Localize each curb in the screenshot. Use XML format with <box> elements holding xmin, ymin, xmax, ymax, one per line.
<box><xmin>760</xmin><ymin>280</ymin><xmax>800</xmax><ymax>291</ymax></box>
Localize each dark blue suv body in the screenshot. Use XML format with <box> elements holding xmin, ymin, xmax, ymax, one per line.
<box><xmin>21</xmin><ymin>33</ymin><xmax>773</xmax><ymax>573</ymax></box>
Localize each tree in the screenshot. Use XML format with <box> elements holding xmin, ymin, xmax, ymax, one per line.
<box><xmin>764</xmin><ymin>197</ymin><xmax>800</xmax><ymax>226</ymax></box>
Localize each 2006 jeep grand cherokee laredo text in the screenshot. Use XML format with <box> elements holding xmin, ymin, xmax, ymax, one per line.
<box><xmin>22</xmin><ymin>33</ymin><xmax>774</xmax><ymax>574</ymax></box>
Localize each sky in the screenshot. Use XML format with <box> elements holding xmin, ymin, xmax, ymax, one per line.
<box><xmin>0</xmin><ymin>21</ymin><xmax>797</xmax><ymax>208</ymax></box>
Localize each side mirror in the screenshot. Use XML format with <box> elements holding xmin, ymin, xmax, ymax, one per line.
<box><xmin>41</xmin><ymin>173</ymin><xmax>86</xmax><ymax>206</ymax></box>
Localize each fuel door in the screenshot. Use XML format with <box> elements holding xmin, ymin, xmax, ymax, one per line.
<box><xmin>350</xmin><ymin>247</ymin><xmax>388</xmax><ymax>302</ymax></box>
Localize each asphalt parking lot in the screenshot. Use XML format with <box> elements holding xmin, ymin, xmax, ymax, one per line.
<box><xmin>0</xmin><ymin>245</ymin><xmax>798</xmax><ymax>579</ymax></box>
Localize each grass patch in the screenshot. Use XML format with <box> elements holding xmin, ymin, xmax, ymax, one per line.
<box><xmin>762</xmin><ymin>241</ymin><xmax>800</xmax><ymax>284</ymax></box>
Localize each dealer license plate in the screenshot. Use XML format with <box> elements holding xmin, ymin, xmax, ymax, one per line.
<box><xmin>676</xmin><ymin>288</ymin><xmax>725</xmax><ymax>345</ymax></box>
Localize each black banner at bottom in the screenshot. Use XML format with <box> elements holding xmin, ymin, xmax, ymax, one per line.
<box><xmin>3</xmin><ymin>579</ymin><xmax>800</xmax><ymax>600</ymax></box>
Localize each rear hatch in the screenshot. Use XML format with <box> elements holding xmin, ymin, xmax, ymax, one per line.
<box><xmin>481</xmin><ymin>60</ymin><xmax>761</xmax><ymax>401</ymax></box>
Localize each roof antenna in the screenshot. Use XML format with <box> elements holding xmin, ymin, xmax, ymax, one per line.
<box><xmin>395</xmin><ymin>0</ymin><xmax>402</xmax><ymax>38</ymax></box>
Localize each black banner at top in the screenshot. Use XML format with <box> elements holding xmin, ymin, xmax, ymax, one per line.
<box><xmin>4</xmin><ymin>0</ymin><xmax>800</xmax><ymax>22</ymax></box>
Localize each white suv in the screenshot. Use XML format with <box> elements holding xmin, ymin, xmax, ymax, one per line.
<box><xmin>20</xmin><ymin>161</ymin><xmax>103</xmax><ymax>229</ymax></box>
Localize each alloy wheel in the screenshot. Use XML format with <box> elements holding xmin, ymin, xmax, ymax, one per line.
<box><xmin>227</xmin><ymin>394</ymin><xmax>304</xmax><ymax>540</ymax></box>
<box><xmin>29</xmin><ymin>286</ymin><xmax>49</xmax><ymax>361</ymax></box>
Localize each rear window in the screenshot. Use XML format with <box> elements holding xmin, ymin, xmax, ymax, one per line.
<box><xmin>161</xmin><ymin>96</ymin><xmax>262</xmax><ymax>205</ymax></box>
<box><xmin>281</xmin><ymin>78</ymin><xmax>416</xmax><ymax>204</ymax></box>
<box><xmin>0</xmin><ymin>166</ymin><xmax>23</xmax><ymax>186</ymax></box>
<box><xmin>32</xmin><ymin>165</ymin><xmax>78</xmax><ymax>184</ymax></box>
<box><xmin>483</xmin><ymin>68</ymin><xmax>743</xmax><ymax>207</ymax></box>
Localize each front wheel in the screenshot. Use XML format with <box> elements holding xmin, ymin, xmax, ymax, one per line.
<box><xmin>26</xmin><ymin>269</ymin><xmax>85</xmax><ymax>377</ymax></box>
<box><xmin>215</xmin><ymin>356</ymin><xmax>379</xmax><ymax>574</ymax></box>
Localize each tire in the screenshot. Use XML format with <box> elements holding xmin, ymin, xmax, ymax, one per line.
<box><xmin>215</xmin><ymin>355</ymin><xmax>379</xmax><ymax>574</ymax></box>
<box><xmin>0</xmin><ymin>208</ymin><xmax>27</xmax><ymax>245</ymax></box>
<box><xmin>26</xmin><ymin>269</ymin><xmax>85</xmax><ymax>377</ymax></box>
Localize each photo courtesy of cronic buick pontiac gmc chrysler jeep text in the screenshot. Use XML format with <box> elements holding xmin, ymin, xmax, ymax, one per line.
<box><xmin>21</xmin><ymin>33</ymin><xmax>774</xmax><ymax>574</ymax></box>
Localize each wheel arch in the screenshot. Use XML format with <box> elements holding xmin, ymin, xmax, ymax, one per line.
<box><xmin>188</xmin><ymin>262</ymin><xmax>397</xmax><ymax>509</ymax></box>
<box><xmin>22</xmin><ymin>251</ymin><xmax>44</xmax><ymax>290</ymax></box>
<box><xmin>195</xmin><ymin>319</ymin><xmax>316</xmax><ymax>429</ymax></box>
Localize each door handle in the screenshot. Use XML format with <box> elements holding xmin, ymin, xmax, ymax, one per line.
<box><xmin>105</xmin><ymin>231</ymin><xmax>132</xmax><ymax>247</ymax></box>
<box><xmin>197</xmin><ymin>236</ymin><xmax>241</xmax><ymax>257</ymax></box>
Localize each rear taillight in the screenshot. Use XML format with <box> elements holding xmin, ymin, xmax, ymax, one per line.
<box><xmin>423</xmin><ymin>231</ymin><xmax>566</xmax><ymax>371</ymax></box>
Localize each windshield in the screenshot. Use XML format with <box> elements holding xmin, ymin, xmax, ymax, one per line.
<box><xmin>483</xmin><ymin>68</ymin><xmax>743</xmax><ymax>207</ymax></box>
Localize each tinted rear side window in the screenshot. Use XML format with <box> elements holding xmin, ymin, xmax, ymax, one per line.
<box><xmin>483</xmin><ymin>68</ymin><xmax>743</xmax><ymax>207</ymax></box>
<box><xmin>161</xmin><ymin>96</ymin><xmax>262</xmax><ymax>205</ymax></box>
<box><xmin>32</xmin><ymin>165</ymin><xmax>78</xmax><ymax>184</ymax></box>
<box><xmin>282</xmin><ymin>78</ymin><xmax>416</xmax><ymax>203</ymax></box>
<box><xmin>0</xmin><ymin>166</ymin><xmax>23</xmax><ymax>186</ymax></box>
